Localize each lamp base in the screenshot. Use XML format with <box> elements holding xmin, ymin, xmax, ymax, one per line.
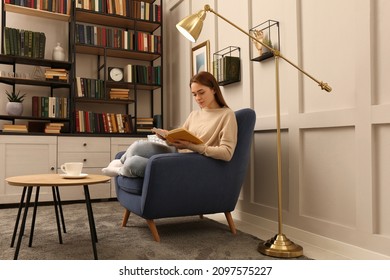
<box><xmin>258</xmin><ymin>234</ymin><xmax>303</xmax><ymax>258</ymax></box>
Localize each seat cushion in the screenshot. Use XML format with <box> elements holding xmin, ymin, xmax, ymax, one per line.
<box><xmin>116</xmin><ymin>175</ymin><xmax>144</xmax><ymax>195</ymax></box>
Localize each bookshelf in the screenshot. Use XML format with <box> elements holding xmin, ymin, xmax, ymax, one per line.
<box><xmin>1</xmin><ymin>0</ymin><xmax>163</xmax><ymax>136</ymax></box>
<box><xmin>71</xmin><ymin>0</ymin><xmax>163</xmax><ymax>135</ymax></box>
<box><xmin>0</xmin><ymin>3</ymin><xmax>72</xmax><ymax>134</ymax></box>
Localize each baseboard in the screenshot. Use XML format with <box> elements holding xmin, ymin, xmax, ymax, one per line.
<box><xmin>207</xmin><ymin>211</ymin><xmax>390</xmax><ymax>260</ymax></box>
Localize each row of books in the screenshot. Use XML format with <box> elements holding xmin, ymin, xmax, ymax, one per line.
<box><xmin>32</xmin><ymin>96</ymin><xmax>69</xmax><ymax>118</ymax></box>
<box><xmin>75</xmin><ymin>110</ymin><xmax>133</xmax><ymax>133</ymax></box>
<box><xmin>75</xmin><ymin>24</ymin><xmax>161</xmax><ymax>53</ymax></box>
<box><xmin>212</xmin><ymin>56</ymin><xmax>241</xmax><ymax>84</ymax></box>
<box><xmin>3</xmin><ymin>27</ymin><xmax>46</xmax><ymax>59</ymax></box>
<box><xmin>75</xmin><ymin>77</ymin><xmax>106</xmax><ymax>99</ymax></box>
<box><xmin>124</xmin><ymin>64</ymin><xmax>161</xmax><ymax>85</ymax></box>
<box><xmin>5</xmin><ymin>0</ymin><xmax>71</xmax><ymax>15</ymax></box>
<box><xmin>75</xmin><ymin>0</ymin><xmax>161</xmax><ymax>22</ymax></box>
<box><xmin>130</xmin><ymin>1</ymin><xmax>161</xmax><ymax>22</ymax></box>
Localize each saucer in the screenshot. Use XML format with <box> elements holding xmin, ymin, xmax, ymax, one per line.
<box><xmin>60</xmin><ymin>173</ymin><xmax>88</xmax><ymax>179</ymax></box>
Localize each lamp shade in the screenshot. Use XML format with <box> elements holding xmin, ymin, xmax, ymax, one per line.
<box><xmin>176</xmin><ymin>10</ymin><xmax>207</xmax><ymax>43</ymax></box>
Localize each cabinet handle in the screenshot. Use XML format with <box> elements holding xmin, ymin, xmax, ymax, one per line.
<box><xmin>51</xmin><ymin>167</ymin><xmax>55</xmax><ymax>171</ymax></box>
<box><xmin>83</xmin><ymin>143</ymin><xmax>87</xmax><ymax>146</ymax></box>
<box><xmin>83</xmin><ymin>159</ymin><xmax>87</xmax><ymax>162</ymax></box>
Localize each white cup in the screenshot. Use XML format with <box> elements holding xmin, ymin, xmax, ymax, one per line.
<box><xmin>61</xmin><ymin>162</ymin><xmax>83</xmax><ymax>176</ymax></box>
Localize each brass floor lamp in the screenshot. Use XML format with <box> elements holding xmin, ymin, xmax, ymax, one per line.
<box><xmin>176</xmin><ymin>4</ymin><xmax>332</xmax><ymax>258</ymax></box>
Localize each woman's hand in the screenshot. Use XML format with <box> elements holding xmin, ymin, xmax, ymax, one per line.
<box><xmin>167</xmin><ymin>139</ymin><xmax>192</xmax><ymax>149</ymax></box>
<box><xmin>152</xmin><ymin>128</ymin><xmax>169</xmax><ymax>140</ymax></box>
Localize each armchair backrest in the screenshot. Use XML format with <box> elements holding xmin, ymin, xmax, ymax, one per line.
<box><xmin>231</xmin><ymin>108</ymin><xmax>256</xmax><ymax>182</ymax></box>
<box><xmin>219</xmin><ymin>108</ymin><xmax>256</xmax><ymax>208</ymax></box>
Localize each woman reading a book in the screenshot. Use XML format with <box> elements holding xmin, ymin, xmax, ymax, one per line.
<box><xmin>102</xmin><ymin>71</ymin><xmax>238</xmax><ymax>178</ymax></box>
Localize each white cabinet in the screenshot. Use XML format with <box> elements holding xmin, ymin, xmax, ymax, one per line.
<box><xmin>57</xmin><ymin>136</ymin><xmax>111</xmax><ymax>201</ymax></box>
<box><xmin>0</xmin><ymin>135</ymin><xmax>146</xmax><ymax>204</ymax></box>
<box><xmin>0</xmin><ymin>135</ymin><xmax>57</xmax><ymax>204</ymax></box>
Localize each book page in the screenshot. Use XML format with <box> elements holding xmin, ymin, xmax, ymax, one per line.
<box><xmin>151</xmin><ymin>127</ymin><xmax>203</xmax><ymax>144</ymax></box>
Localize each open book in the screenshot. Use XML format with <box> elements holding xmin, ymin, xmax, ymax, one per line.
<box><xmin>151</xmin><ymin>127</ymin><xmax>204</xmax><ymax>144</ymax></box>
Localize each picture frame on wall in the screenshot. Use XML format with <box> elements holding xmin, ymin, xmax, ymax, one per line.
<box><xmin>191</xmin><ymin>40</ymin><xmax>210</xmax><ymax>76</ymax></box>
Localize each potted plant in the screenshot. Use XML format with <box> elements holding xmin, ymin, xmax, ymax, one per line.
<box><xmin>5</xmin><ymin>90</ymin><xmax>26</xmax><ymax>116</ymax></box>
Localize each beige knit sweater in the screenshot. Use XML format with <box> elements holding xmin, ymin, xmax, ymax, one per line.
<box><xmin>180</xmin><ymin>107</ymin><xmax>237</xmax><ymax>161</ymax></box>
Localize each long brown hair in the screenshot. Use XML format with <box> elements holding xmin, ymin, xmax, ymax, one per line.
<box><xmin>190</xmin><ymin>71</ymin><xmax>229</xmax><ymax>108</ymax></box>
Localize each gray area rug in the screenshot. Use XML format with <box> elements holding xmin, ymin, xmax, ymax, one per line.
<box><xmin>0</xmin><ymin>201</ymin><xmax>308</xmax><ymax>260</ymax></box>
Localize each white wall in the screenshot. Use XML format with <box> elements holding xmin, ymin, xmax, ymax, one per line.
<box><xmin>165</xmin><ymin>0</ymin><xmax>390</xmax><ymax>259</ymax></box>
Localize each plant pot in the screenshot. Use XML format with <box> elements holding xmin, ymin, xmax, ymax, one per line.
<box><xmin>6</xmin><ymin>102</ymin><xmax>23</xmax><ymax>116</ymax></box>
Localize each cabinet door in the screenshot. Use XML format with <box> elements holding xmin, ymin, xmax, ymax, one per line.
<box><xmin>57</xmin><ymin>136</ymin><xmax>111</xmax><ymax>200</ymax></box>
<box><xmin>0</xmin><ymin>136</ymin><xmax>57</xmax><ymax>204</ymax></box>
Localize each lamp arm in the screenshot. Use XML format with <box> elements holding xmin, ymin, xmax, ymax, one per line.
<box><xmin>204</xmin><ymin>5</ymin><xmax>332</xmax><ymax>92</ymax></box>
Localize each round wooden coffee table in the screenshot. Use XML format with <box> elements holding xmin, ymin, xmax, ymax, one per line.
<box><xmin>5</xmin><ymin>173</ymin><xmax>110</xmax><ymax>260</ymax></box>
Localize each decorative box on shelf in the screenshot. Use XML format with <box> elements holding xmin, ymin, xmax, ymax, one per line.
<box><xmin>213</xmin><ymin>46</ymin><xmax>241</xmax><ymax>86</ymax></box>
<box><xmin>249</xmin><ymin>20</ymin><xmax>280</xmax><ymax>62</ymax></box>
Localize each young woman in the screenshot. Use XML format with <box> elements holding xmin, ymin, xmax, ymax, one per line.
<box><xmin>102</xmin><ymin>71</ymin><xmax>238</xmax><ymax>177</ymax></box>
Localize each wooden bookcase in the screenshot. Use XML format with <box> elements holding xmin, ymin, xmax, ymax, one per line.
<box><xmin>0</xmin><ymin>0</ymin><xmax>163</xmax><ymax>136</ymax></box>
<box><xmin>0</xmin><ymin>3</ymin><xmax>72</xmax><ymax>133</ymax></box>
<box><xmin>71</xmin><ymin>0</ymin><xmax>163</xmax><ymax>135</ymax></box>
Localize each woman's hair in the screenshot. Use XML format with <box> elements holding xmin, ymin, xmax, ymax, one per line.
<box><xmin>190</xmin><ymin>71</ymin><xmax>229</xmax><ymax>108</ymax></box>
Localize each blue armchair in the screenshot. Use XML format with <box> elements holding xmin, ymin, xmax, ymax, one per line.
<box><xmin>115</xmin><ymin>108</ymin><xmax>256</xmax><ymax>241</ymax></box>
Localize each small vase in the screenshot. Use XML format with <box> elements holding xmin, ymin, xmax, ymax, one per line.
<box><xmin>6</xmin><ymin>102</ymin><xmax>23</xmax><ymax>116</ymax></box>
<box><xmin>52</xmin><ymin>42</ymin><xmax>65</xmax><ymax>61</ymax></box>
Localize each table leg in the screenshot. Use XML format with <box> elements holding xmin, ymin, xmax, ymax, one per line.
<box><xmin>52</xmin><ymin>186</ymin><xmax>63</xmax><ymax>244</ymax></box>
<box><xmin>14</xmin><ymin>186</ymin><xmax>33</xmax><ymax>260</ymax></box>
<box><xmin>28</xmin><ymin>186</ymin><xmax>40</xmax><ymax>247</ymax></box>
<box><xmin>83</xmin><ymin>185</ymin><xmax>98</xmax><ymax>260</ymax></box>
<box><xmin>55</xmin><ymin>186</ymin><xmax>66</xmax><ymax>233</ymax></box>
<box><xmin>10</xmin><ymin>187</ymin><xmax>27</xmax><ymax>248</ymax></box>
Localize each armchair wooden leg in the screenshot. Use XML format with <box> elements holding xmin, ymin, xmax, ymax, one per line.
<box><xmin>146</xmin><ymin>219</ymin><xmax>160</xmax><ymax>242</ymax></box>
<box><xmin>199</xmin><ymin>214</ymin><xmax>204</xmax><ymax>219</ymax></box>
<box><xmin>224</xmin><ymin>212</ymin><xmax>237</xmax><ymax>235</ymax></box>
<box><xmin>122</xmin><ymin>209</ymin><xmax>131</xmax><ymax>227</ymax></box>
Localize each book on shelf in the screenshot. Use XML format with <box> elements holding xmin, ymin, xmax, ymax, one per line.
<box><xmin>75</xmin><ymin>24</ymin><xmax>161</xmax><ymax>54</ymax></box>
<box><xmin>45</xmin><ymin>68</ymin><xmax>68</xmax><ymax>82</ymax></box>
<box><xmin>75</xmin><ymin>77</ymin><xmax>105</xmax><ymax>99</ymax></box>
<box><xmin>32</xmin><ymin>96</ymin><xmax>69</xmax><ymax>118</ymax></box>
<box><xmin>109</xmin><ymin>88</ymin><xmax>130</xmax><ymax>100</ymax></box>
<box><xmin>4</xmin><ymin>27</ymin><xmax>45</xmax><ymax>59</ymax></box>
<box><xmin>74</xmin><ymin>0</ymin><xmax>161</xmax><ymax>20</ymax></box>
<box><xmin>123</xmin><ymin>64</ymin><xmax>161</xmax><ymax>85</ymax></box>
<box><xmin>151</xmin><ymin>127</ymin><xmax>204</xmax><ymax>144</ymax></box>
<box><xmin>213</xmin><ymin>56</ymin><xmax>240</xmax><ymax>84</ymax></box>
<box><xmin>44</xmin><ymin>122</ymin><xmax>64</xmax><ymax>134</ymax></box>
<box><xmin>6</xmin><ymin>0</ymin><xmax>71</xmax><ymax>15</ymax></box>
<box><xmin>75</xmin><ymin>110</ymin><xmax>132</xmax><ymax>134</ymax></box>
<box><xmin>2</xmin><ymin>124</ymin><xmax>28</xmax><ymax>133</ymax></box>
<box><xmin>136</xmin><ymin>117</ymin><xmax>153</xmax><ymax>133</ymax></box>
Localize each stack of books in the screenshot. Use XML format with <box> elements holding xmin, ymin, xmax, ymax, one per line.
<box><xmin>2</xmin><ymin>124</ymin><xmax>28</xmax><ymax>133</ymax></box>
<box><xmin>109</xmin><ymin>88</ymin><xmax>130</xmax><ymax>100</ymax></box>
<box><xmin>136</xmin><ymin>117</ymin><xmax>154</xmax><ymax>133</ymax></box>
<box><xmin>44</xmin><ymin>123</ymin><xmax>64</xmax><ymax>134</ymax></box>
<box><xmin>45</xmin><ymin>68</ymin><xmax>68</xmax><ymax>82</ymax></box>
